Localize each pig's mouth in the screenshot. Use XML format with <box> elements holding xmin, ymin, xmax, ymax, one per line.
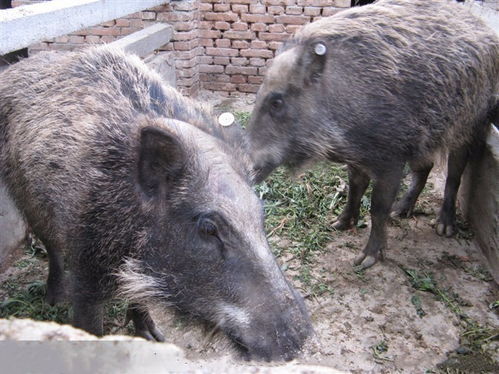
<box><xmin>223</xmin><ymin>328</ymin><xmax>301</xmax><ymax>362</ymax></box>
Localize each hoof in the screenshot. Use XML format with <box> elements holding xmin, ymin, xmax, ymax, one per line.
<box><xmin>332</xmin><ymin>219</ymin><xmax>353</xmax><ymax>231</ymax></box>
<box><xmin>436</xmin><ymin>222</ymin><xmax>455</xmax><ymax>237</ymax></box>
<box><xmin>353</xmin><ymin>253</ymin><xmax>378</xmax><ymax>269</ymax></box>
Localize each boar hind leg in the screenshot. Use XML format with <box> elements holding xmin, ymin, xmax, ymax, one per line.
<box><xmin>126</xmin><ymin>303</ymin><xmax>165</xmax><ymax>342</ymax></box>
<box><xmin>437</xmin><ymin>146</ymin><xmax>468</xmax><ymax>237</ymax></box>
<box><xmin>354</xmin><ymin>165</ymin><xmax>404</xmax><ymax>269</ymax></box>
<box><xmin>38</xmin><ymin>236</ymin><xmax>66</xmax><ymax>305</ymax></box>
<box><xmin>333</xmin><ymin>165</ymin><xmax>370</xmax><ymax>230</ymax></box>
<box><xmin>391</xmin><ymin>160</ymin><xmax>433</xmax><ymax>218</ymax></box>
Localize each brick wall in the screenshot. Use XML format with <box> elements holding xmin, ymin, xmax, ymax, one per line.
<box><xmin>198</xmin><ymin>0</ymin><xmax>350</xmax><ymax>95</ymax></box>
<box><xmin>14</xmin><ymin>0</ymin><xmax>353</xmax><ymax>96</ymax></box>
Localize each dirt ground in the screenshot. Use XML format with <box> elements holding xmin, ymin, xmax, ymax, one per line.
<box><xmin>1</xmin><ymin>95</ymin><xmax>498</xmax><ymax>373</ymax></box>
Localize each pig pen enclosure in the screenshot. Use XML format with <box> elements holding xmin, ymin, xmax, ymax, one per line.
<box><xmin>1</xmin><ymin>0</ymin><xmax>499</xmax><ymax>373</ymax></box>
<box><xmin>0</xmin><ymin>101</ymin><xmax>498</xmax><ymax>373</ymax></box>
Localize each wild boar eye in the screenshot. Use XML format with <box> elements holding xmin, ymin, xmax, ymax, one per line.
<box><xmin>199</xmin><ymin>218</ymin><xmax>218</xmax><ymax>237</ymax></box>
<box><xmin>271</xmin><ymin>98</ymin><xmax>283</xmax><ymax>110</ymax></box>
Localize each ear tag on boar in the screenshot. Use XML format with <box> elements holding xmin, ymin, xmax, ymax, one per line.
<box><xmin>218</xmin><ymin>112</ymin><xmax>235</xmax><ymax>127</ymax></box>
<box><xmin>314</xmin><ymin>43</ymin><xmax>327</xmax><ymax>56</ymax></box>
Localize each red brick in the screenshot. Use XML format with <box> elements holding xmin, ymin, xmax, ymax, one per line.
<box><xmin>268</xmin><ymin>41</ymin><xmax>283</xmax><ymax>50</ymax></box>
<box><xmin>258</xmin><ymin>67</ymin><xmax>268</xmax><ymax>75</ymax></box>
<box><xmin>275</xmin><ymin>15</ymin><xmax>310</xmax><ymax>24</ymax></box>
<box><xmin>157</xmin><ymin>12</ymin><xmax>194</xmax><ymax>22</ymax></box>
<box><xmin>200</xmin><ymin>39</ymin><xmax>214</xmax><ymax>47</ymax></box>
<box><xmin>224</xmin><ymin>31</ymin><xmax>254</xmax><ymax>40</ymax></box>
<box><xmin>238</xmin><ymin>84</ymin><xmax>260</xmax><ymax>93</ymax></box>
<box><xmin>240</xmin><ymin>48</ymin><xmax>274</xmax><ymax>58</ymax></box>
<box><xmin>214</xmin><ymin>4</ymin><xmax>230</xmax><ymax>12</ymax></box>
<box><xmin>230</xmin><ymin>75</ymin><xmax>247</xmax><ymax>84</ymax></box>
<box><xmin>226</xmin><ymin>66</ymin><xmax>258</xmax><ymax>75</ymax></box>
<box><xmin>304</xmin><ymin>7</ymin><xmax>321</xmax><ymax>16</ymax></box>
<box><xmin>268</xmin><ymin>6</ymin><xmax>285</xmax><ymax>15</ymax></box>
<box><xmin>227</xmin><ymin>0</ymin><xmax>257</xmax><ymax>4</ymax></box>
<box><xmin>206</xmin><ymin>47</ymin><xmax>240</xmax><ymax>57</ymax></box>
<box><xmin>199</xmin><ymin>29</ymin><xmax>222</xmax><ymax>39</ymax></box>
<box><xmin>259</xmin><ymin>32</ymin><xmax>290</xmax><ymax>41</ymax></box>
<box><xmin>100</xmin><ymin>36</ymin><xmax>116</xmax><ymax>43</ymax></box>
<box><xmin>85</xmin><ymin>35</ymin><xmax>101</xmax><ymax>44</ymax></box>
<box><xmin>142</xmin><ymin>11</ymin><xmax>156</xmax><ymax>20</ymax></box>
<box><xmin>174</xmin><ymin>22</ymin><xmax>196</xmax><ymax>32</ymax></box>
<box><xmin>203</xmin><ymin>82</ymin><xmax>237</xmax><ymax>92</ymax></box>
<box><xmin>215</xmin><ymin>21</ymin><xmax>231</xmax><ymax>30</ymax></box>
<box><xmin>250</xmin><ymin>23</ymin><xmax>267</xmax><ymax>32</ymax></box>
<box><xmin>200</xmin><ymin>56</ymin><xmax>214</xmax><ymax>64</ymax></box>
<box><xmin>249</xmin><ymin>4</ymin><xmax>266</xmax><ymax>14</ymax></box>
<box><xmin>264</xmin><ymin>0</ymin><xmax>295</xmax><ymax>5</ymax></box>
<box><xmin>232</xmin><ymin>22</ymin><xmax>249</xmax><ymax>31</ymax></box>
<box><xmin>200</xmin><ymin>64</ymin><xmax>225</xmax><ymax>74</ymax></box>
<box><xmin>89</xmin><ymin>27</ymin><xmax>121</xmax><ymax>36</ymax></box>
<box><xmin>176</xmin><ymin>58</ymin><xmax>198</xmax><ymax>69</ymax></box>
<box><xmin>125</xmin><ymin>12</ymin><xmax>141</xmax><ymax>19</ymax></box>
<box><xmin>286</xmin><ymin>6</ymin><xmax>303</xmax><ymax>15</ymax></box>
<box><xmin>199</xmin><ymin>3</ymin><xmax>213</xmax><ymax>11</ymax></box>
<box><xmin>249</xmin><ymin>57</ymin><xmax>266</xmax><ymax>66</ymax></box>
<box><xmin>173</xmin><ymin>1</ymin><xmax>199</xmax><ymax>11</ymax></box>
<box><xmin>216</xmin><ymin>39</ymin><xmax>231</xmax><ymax>48</ymax></box>
<box><xmin>101</xmin><ymin>20</ymin><xmax>115</xmax><ymax>27</ymax></box>
<box><xmin>286</xmin><ymin>25</ymin><xmax>302</xmax><ymax>33</ymax></box>
<box><xmin>68</xmin><ymin>35</ymin><xmax>84</xmax><ymax>44</ymax></box>
<box><xmin>174</xmin><ymin>30</ymin><xmax>197</xmax><ymax>41</ymax></box>
<box><xmin>177</xmin><ymin>67</ymin><xmax>197</xmax><ymax>79</ymax></box>
<box><xmin>333</xmin><ymin>0</ymin><xmax>351</xmax><ymax>7</ymax></box>
<box><xmin>128</xmin><ymin>18</ymin><xmax>144</xmax><ymax>28</ymax></box>
<box><xmin>54</xmin><ymin>35</ymin><xmax>69</xmax><ymax>43</ymax></box>
<box><xmin>174</xmin><ymin>39</ymin><xmax>199</xmax><ymax>51</ymax></box>
<box><xmin>214</xmin><ymin>57</ymin><xmax>231</xmax><ymax>65</ymax></box>
<box><xmin>199</xmin><ymin>21</ymin><xmax>212</xmax><ymax>30</ymax></box>
<box><xmin>231</xmin><ymin>40</ymin><xmax>249</xmax><ymax>49</ymax></box>
<box><xmin>248</xmin><ymin>75</ymin><xmax>264</xmax><ymax>84</ymax></box>
<box><xmin>322</xmin><ymin>7</ymin><xmax>343</xmax><ymax>16</ymax></box>
<box><xmin>115</xmin><ymin>19</ymin><xmax>130</xmax><ymax>27</ymax></box>
<box><xmin>268</xmin><ymin>24</ymin><xmax>285</xmax><ymax>33</ymax></box>
<box><xmin>203</xmin><ymin>12</ymin><xmax>239</xmax><ymax>22</ymax></box>
<box><xmin>241</xmin><ymin>14</ymin><xmax>275</xmax><ymax>23</ymax></box>
<box><xmin>251</xmin><ymin>40</ymin><xmax>268</xmax><ymax>49</ymax></box>
<box><xmin>232</xmin><ymin>4</ymin><xmax>248</xmax><ymax>13</ymax></box>
<box><xmin>231</xmin><ymin>57</ymin><xmax>249</xmax><ymax>66</ymax></box>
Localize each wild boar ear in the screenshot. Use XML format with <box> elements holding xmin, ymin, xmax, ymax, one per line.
<box><xmin>137</xmin><ymin>126</ymin><xmax>186</xmax><ymax>198</ymax></box>
<box><xmin>302</xmin><ymin>41</ymin><xmax>328</xmax><ymax>86</ymax></box>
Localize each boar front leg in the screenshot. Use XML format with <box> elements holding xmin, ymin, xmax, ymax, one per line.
<box><xmin>333</xmin><ymin>165</ymin><xmax>370</xmax><ymax>230</ymax></box>
<box><xmin>126</xmin><ymin>303</ymin><xmax>165</xmax><ymax>342</ymax></box>
<box><xmin>41</xmin><ymin>236</ymin><xmax>66</xmax><ymax>305</ymax></box>
<box><xmin>354</xmin><ymin>165</ymin><xmax>403</xmax><ymax>269</ymax></box>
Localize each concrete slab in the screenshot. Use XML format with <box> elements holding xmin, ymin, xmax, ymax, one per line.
<box><xmin>0</xmin><ymin>0</ymin><xmax>170</xmax><ymax>54</ymax></box>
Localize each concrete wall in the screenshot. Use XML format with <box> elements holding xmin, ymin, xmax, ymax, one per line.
<box><xmin>459</xmin><ymin>126</ymin><xmax>499</xmax><ymax>283</ymax></box>
<box><xmin>0</xmin><ymin>179</ymin><xmax>26</xmax><ymax>271</ymax></box>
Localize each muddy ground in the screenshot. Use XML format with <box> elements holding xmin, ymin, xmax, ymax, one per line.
<box><xmin>1</xmin><ymin>95</ymin><xmax>498</xmax><ymax>373</ymax></box>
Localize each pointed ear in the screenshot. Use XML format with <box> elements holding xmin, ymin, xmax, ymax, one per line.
<box><xmin>137</xmin><ymin>126</ymin><xmax>186</xmax><ymax>198</ymax></box>
<box><xmin>302</xmin><ymin>41</ymin><xmax>328</xmax><ymax>86</ymax></box>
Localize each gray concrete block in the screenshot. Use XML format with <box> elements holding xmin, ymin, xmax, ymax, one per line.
<box><xmin>144</xmin><ymin>51</ymin><xmax>176</xmax><ymax>88</ymax></box>
<box><xmin>109</xmin><ymin>23</ymin><xmax>173</xmax><ymax>59</ymax></box>
<box><xmin>0</xmin><ymin>0</ymin><xmax>170</xmax><ymax>54</ymax></box>
<box><xmin>0</xmin><ymin>179</ymin><xmax>26</xmax><ymax>269</ymax></box>
<box><xmin>459</xmin><ymin>125</ymin><xmax>499</xmax><ymax>283</ymax></box>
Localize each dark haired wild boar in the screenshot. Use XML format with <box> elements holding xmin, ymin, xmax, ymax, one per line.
<box><xmin>248</xmin><ymin>0</ymin><xmax>499</xmax><ymax>269</ymax></box>
<box><xmin>0</xmin><ymin>46</ymin><xmax>311</xmax><ymax>361</ymax></box>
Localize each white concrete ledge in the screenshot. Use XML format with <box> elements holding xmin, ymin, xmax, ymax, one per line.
<box><xmin>110</xmin><ymin>23</ymin><xmax>173</xmax><ymax>58</ymax></box>
<box><xmin>0</xmin><ymin>0</ymin><xmax>169</xmax><ymax>55</ymax></box>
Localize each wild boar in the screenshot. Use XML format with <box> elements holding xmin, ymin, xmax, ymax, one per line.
<box><xmin>247</xmin><ymin>0</ymin><xmax>499</xmax><ymax>269</ymax></box>
<box><xmin>0</xmin><ymin>46</ymin><xmax>311</xmax><ymax>361</ymax></box>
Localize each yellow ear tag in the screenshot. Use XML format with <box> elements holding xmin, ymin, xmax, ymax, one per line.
<box><xmin>218</xmin><ymin>112</ymin><xmax>235</xmax><ymax>127</ymax></box>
